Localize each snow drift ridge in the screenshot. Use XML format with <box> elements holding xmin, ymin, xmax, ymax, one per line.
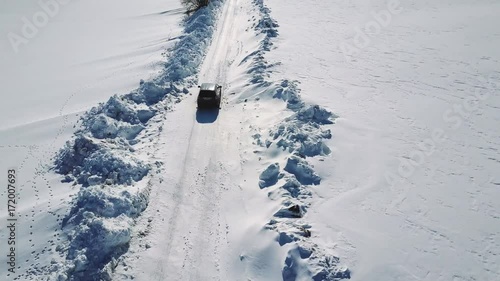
<box><xmin>248</xmin><ymin>0</ymin><xmax>351</xmax><ymax>279</ymax></box>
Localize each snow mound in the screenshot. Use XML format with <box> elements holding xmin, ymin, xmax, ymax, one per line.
<box><xmin>65</xmin><ymin>215</ymin><xmax>134</xmax><ymax>281</ymax></box>
<box><xmin>50</xmin><ymin>179</ymin><xmax>151</xmax><ymax>281</ymax></box>
<box><xmin>284</xmin><ymin>155</ymin><xmax>321</xmax><ymax>185</ymax></box>
<box><xmin>283</xmin><ymin>243</ymin><xmax>351</xmax><ymax>281</ymax></box>
<box><xmin>274</xmin><ymin>200</ymin><xmax>306</xmax><ymax>219</ymax></box>
<box><xmin>268</xmin><ymin>220</ymin><xmax>351</xmax><ymax>281</ymax></box>
<box><xmin>273</xmin><ymin>80</ymin><xmax>304</xmax><ymax>111</ymax></box>
<box><xmin>259</xmin><ymin>162</ymin><xmax>281</xmax><ymax>188</ymax></box>
<box><xmin>66</xmin><ymin>186</ymin><xmax>149</xmax><ymax>221</ymax></box>
<box><xmin>79</xmin><ymin>150</ymin><xmax>149</xmax><ymax>186</ymax></box>
<box><xmin>55</xmin><ymin>135</ymin><xmax>149</xmax><ymax>187</ymax></box>
<box><xmin>55</xmin><ymin>135</ymin><xmax>100</xmax><ymax>175</ymax></box>
<box><xmin>125</xmin><ymin>81</ymin><xmax>178</xmax><ymax>105</ymax></box>
<box><xmin>101</xmin><ymin>95</ymin><xmax>156</xmax><ymax>124</ymax></box>
<box><xmin>87</xmin><ymin>115</ymin><xmax>145</xmax><ymax>140</ymax></box>
<box><xmin>295</xmin><ymin>104</ymin><xmax>336</xmax><ymax>124</ymax></box>
<box><xmin>282</xmin><ymin>245</ymin><xmax>311</xmax><ymax>280</ymax></box>
<box><xmin>270</xmin><ymin>112</ymin><xmax>333</xmax><ymax>157</ymax></box>
<box><xmin>281</xmin><ymin>177</ymin><xmax>312</xmax><ymax>199</ymax></box>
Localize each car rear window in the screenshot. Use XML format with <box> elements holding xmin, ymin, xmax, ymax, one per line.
<box><xmin>199</xmin><ymin>90</ymin><xmax>215</xmax><ymax>97</ymax></box>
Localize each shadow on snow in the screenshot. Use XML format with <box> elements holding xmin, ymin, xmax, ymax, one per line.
<box><xmin>196</xmin><ymin>107</ymin><xmax>219</xmax><ymax>123</ymax></box>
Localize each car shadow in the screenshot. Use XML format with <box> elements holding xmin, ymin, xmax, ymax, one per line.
<box><xmin>196</xmin><ymin>107</ymin><xmax>219</xmax><ymax>123</ymax></box>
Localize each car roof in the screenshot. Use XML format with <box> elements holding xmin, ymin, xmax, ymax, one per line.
<box><xmin>200</xmin><ymin>83</ymin><xmax>217</xmax><ymax>91</ymax></box>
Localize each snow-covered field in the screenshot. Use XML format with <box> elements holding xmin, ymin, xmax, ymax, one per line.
<box><xmin>264</xmin><ymin>0</ymin><xmax>500</xmax><ymax>280</ymax></box>
<box><xmin>1</xmin><ymin>0</ymin><xmax>499</xmax><ymax>280</ymax></box>
<box><xmin>0</xmin><ymin>0</ymin><xmax>185</xmax><ymax>279</ymax></box>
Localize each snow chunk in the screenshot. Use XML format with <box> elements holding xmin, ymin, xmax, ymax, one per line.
<box><xmin>271</xmin><ymin>121</ymin><xmax>332</xmax><ymax>157</ymax></box>
<box><xmin>259</xmin><ymin>163</ymin><xmax>280</xmax><ymax>188</ymax></box>
<box><xmin>65</xmin><ymin>215</ymin><xmax>133</xmax><ymax>280</ymax></box>
<box><xmin>284</xmin><ymin>155</ymin><xmax>321</xmax><ymax>185</ymax></box>
<box><xmin>126</xmin><ymin>81</ymin><xmax>168</xmax><ymax>105</ymax></box>
<box><xmin>278</xmin><ymin>231</ymin><xmax>297</xmax><ymax>246</ymax></box>
<box><xmin>282</xmin><ymin>243</ymin><xmax>351</xmax><ymax>281</ymax></box>
<box><xmin>281</xmin><ymin>177</ymin><xmax>311</xmax><ymax>198</ymax></box>
<box><xmin>274</xmin><ymin>201</ymin><xmax>305</xmax><ymax>218</ymax></box>
<box><xmin>88</xmin><ymin>114</ymin><xmax>145</xmax><ymax>140</ymax></box>
<box><xmin>256</xmin><ymin>16</ymin><xmax>279</xmax><ymax>38</ymax></box>
<box><xmin>56</xmin><ymin>185</ymin><xmax>150</xmax><ymax>280</ymax></box>
<box><xmin>102</xmin><ymin>95</ymin><xmax>156</xmax><ymax>124</ymax></box>
<box><xmin>55</xmin><ymin>135</ymin><xmax>100</xmax><ymax>175</ymax></box>
<box><xmin>300</xmin><ymin>138</ymin><xmax>331</xmax><ymax>157</ymax></box>
<box><xmin>79</xmin><ymin>148</ymin><xmax>149</xmax><ymax>186</ymax></box>
<box><xmin>312</xmin><ymin>256</ymin><xmax>351</xmax><ymax>281</ymax></box>
<box><xmin>295</xmin><ymin>105</ymin><xmax>335</xmax><ymax>124</ymax></box>
<box><xmin>55</xmin><ymin>135</ymin><xmax>149</xmax><ymax>186</ymax></box>
<box><xmin>282</xmin><ymin>246</ymin><xmax>310</xmax><ymax>281</ymax></box>
<box><xmin>273</xmin><ymin>80</ymin><xmax>304</xmax><ymax>111</ymax></box>
<box><xmin>66</xmin><ymin>186</ymin><xmax>148</xmax><ymax>222</ymax></box>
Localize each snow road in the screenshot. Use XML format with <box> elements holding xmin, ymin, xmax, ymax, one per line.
<box><xmin>115</xmin><ymin>0</ymin><xmax>288</xmax><ymax>280</ymax></box>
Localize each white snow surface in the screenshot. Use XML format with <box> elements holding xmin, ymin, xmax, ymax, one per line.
<box><xmin>264</xmin><ymin>0</ymin><xmax>500</xmax><ymax>281</ymax></box>
<box><xmin>0</xmin><ymin>0</ymin><xmax>185</xmax><ymax>280</ymax></box>
<box><xmin>0</xmin><ymin>0</ymin><xmax>499</xmax><ymax>280</ymax></box>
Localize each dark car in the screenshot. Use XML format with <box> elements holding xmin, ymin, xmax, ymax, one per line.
<box><xmin>197</xmin><ymin>83</ymin><xmax>222</xmax><ymax>108</ymax></box>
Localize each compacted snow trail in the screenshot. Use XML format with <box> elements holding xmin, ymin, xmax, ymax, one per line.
<box><xmin>147</xmin><ymin>102</ymin><xmax>233</xmax><ymax>281</ymax></box>
<box><xmin>149</xmin><ymin>1</ymin><xmax>243</xmax><ymax>279</ymax></box>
